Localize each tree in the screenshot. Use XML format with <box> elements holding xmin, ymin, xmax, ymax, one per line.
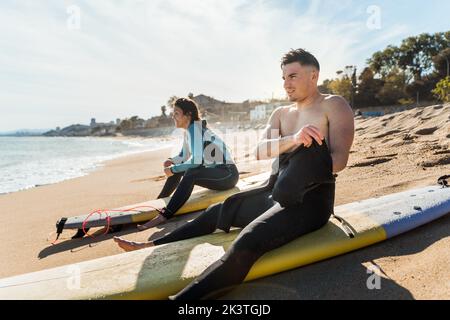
<box><xmin>396</xmin><ymin>33</ymin><xmax>443</xmax><ymax>82</ymax></box>
<box><xmin>318</xmin><ymin>79</ymin><xmax>333</xmax><ymax>94</ymax></box>
<box><xmin>118</xmin><ymin>119</ymin><xmax>132</xmax><ymax>131</ymax></box>
<box><xmin>406</xmin><ymin>75</ymin><xmax>439</xmax><ymax>102</ymax></box>
<box><xmin>354</xmin><ymin>67</ymin><xmax>383</xmax><ymax>107</ymax></box>
<box><xmin>161</xmin><ymin>105</ymin><xmax>167</xmax><ymax>117</ymax></box>
<box><xmin>432</xmin><ymin>76</ymin><xmax>450</xmax><ymax>102</ymax></box>
<box><xmin>367</xmin><ymin>45</ymin><xmax>401</xmax><ymax>78</ymax></box>
<box><xmin>325</xmin><ymin>30</ymin><xmax>450</xmax><ymax>107</ymax></box>
<box><xmin>167</xmin><ymin>96</ymin><xmax>178</xmax><ymax>107</ymax></box>
<box><xmin>376</xmin><ymin>68</ymin><xmax>407</xmax><ymax>105</ymax></box>
<box><xmin>345</xmin><ymin>65</ymin><xmax>357</xmax><ymax>108</ymax></box>
<box><xmin>369</xmin><ymin>32</ymin><xmax>450</xmax><ymax>82</ymax></box>
<box><xmin>328</xmin><ymin>77</ymin><xmax>352</xmax><ymax>103</ymax></box>
<box><xmin>433</xmin><ymin>48</ymin><xmax>450</xmax><ymax>78</ymax></box>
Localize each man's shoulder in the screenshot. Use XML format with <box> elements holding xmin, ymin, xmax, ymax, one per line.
<box><xmin>322</xmin><ymin>94</ymin><xmax>349</xmax><ymax>106</ymax></box>
<box><xmin>270</xmin><ymin>104</ymin><xmax>295</xmax><ymax>117</ymax></box>
<box><xmin>321</xmin><ymin>95</ymin><xmax>352</xmax><ymax>113</ymax></box>
<box><xmin>276</xmin><ymin>104</ymin><xmax>296</xmax><ymax>111</ymax></box>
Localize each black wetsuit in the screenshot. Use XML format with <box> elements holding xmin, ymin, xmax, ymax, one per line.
<box><xmin>154</xmin><ymin>140</ymin><xmax>335</xmax><ymax>299</ymax></box>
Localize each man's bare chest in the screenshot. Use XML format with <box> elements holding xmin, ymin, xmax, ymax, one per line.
<box><xmin>279</xmin><ymin>108</ymin><xmax>329</xmax><ymax>138</ymax></box>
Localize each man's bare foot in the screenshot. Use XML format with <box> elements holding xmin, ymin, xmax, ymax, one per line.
<box><xmin>113</xmin><ymin>236</ymin><xmax>154</xmax><ymax>252</ymax></box>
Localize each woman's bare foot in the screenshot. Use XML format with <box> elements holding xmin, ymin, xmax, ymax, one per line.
<box><xmin>113</xmin><ymin>236</ymin><xmax>154</xmax><ymax>252</ymax></box>
<box><xmin>137</xmin><ymin>213</ymin><xmax>168</xmax><ymax>231</ymax></box>
<box><xmin>137</xmin><ymin>223</ymin><xmax>151</xmax><ymax>231</ymax></box>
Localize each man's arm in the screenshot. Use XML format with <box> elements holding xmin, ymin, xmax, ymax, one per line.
<box><xmin>326</xmin><ymin>96</ymin><xmax>355</xmax><ymax>173</ymax></box>
<box><xmin>255</xmin><ymin>107</ymin><xmax>297</xmax><ymax>160</ymax></box>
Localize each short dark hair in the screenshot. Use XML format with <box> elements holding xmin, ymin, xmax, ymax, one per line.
<box><xmin>281</xmin><ymin>48</ymin><xmax>320</xmax><ymax>71</ymax></box>
<box><xmin>173</xmin><ymin>98</ymin><xmax>201</xmax><ymax>123</ymax></box>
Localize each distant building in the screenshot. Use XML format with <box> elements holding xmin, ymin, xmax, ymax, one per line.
<box><xmin>91</xmin><ymin>124</ymin><xmax>117</xmax><ymax>136</ymax></box>
<box><xmin>116</xmin><ymin>118</ymin><xmax>121</xmax><ymax>125</ymax></box>
<box><xmin>134</xmin><ymin>118</ymin><xmax>146</xmax><ymax>129</ymax></box>
<box><xmin>250</xmin><ymin>103</ymin><xmax>287</xmax><ymax>121</ymax></box>
<box><xmin>229</xmin><ymin>112</ymin><xmax>248</xmax><ymax>122</ymax></box>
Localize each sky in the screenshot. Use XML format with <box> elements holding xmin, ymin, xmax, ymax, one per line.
<box><xmin>1</xmin><ymin>0</ymin><xmax>450</xmax><ymax>131</ymax></box>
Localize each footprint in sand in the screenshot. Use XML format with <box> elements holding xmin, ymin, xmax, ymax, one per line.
<box><xmin>372</xmin><ymin>130</ymin><xmax>402</xmax><ymax>139</ymax></box>
<box><xmin>402</xmin><ymin>134</ymin><xmax>416</xmax><ymax>141</ymax></box>
<box><xmin>433</xmin><ymin>150</ymin><xmax>450</xmax><ymax>155</ymax></box>
<box><xmin>131</xmin><ymin>175</ymin><xmax>166</xmax><ymax>183</ymax></box>
<box><xmin>366</xmin><ymin>153</ymin><xmax>398</xmax><ymax>159</ymax></box>
<box><xmin>415</xmin><ymin>127</ymin><xmax>438</xmax><ymax>135</ymax></box>
<box><xmin>420</xmin><ymin>156</ymin><xmax>450</xmax><ymax>167</ymax></box>
<box><xmin>350</xmin><ymin>157</ymin><xmax>394</xmax><ymax>168</ymax></box>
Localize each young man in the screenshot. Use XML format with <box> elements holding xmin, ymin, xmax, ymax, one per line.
<box><xmin>114</xmin><ymin>48</ymin><xmax>354</xmax><ymax>300</ymax></box>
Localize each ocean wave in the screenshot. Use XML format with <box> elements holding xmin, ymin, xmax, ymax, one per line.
<box><xmin>0</xmin><ymin>136</ymin><xmax>175</xmax><ymax>194</ymax></box>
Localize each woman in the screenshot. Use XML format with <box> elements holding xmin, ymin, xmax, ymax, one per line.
<box><xmin>137</xmin><ymin>97</ymin><xmax>239</xmax><ymax>230</ymax></box>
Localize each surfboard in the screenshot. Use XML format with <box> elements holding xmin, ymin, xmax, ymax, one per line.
<box><xmin>2</xmin><ymin>183</ymin><xmax>449</xmax><ymax>300</ymax></box>
<box><xmin>57</xmin><ymin>172</ymin><xmax>270</xmax><ymax>233</ymax></box>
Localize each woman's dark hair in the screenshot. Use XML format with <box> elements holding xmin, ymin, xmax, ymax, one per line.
<box><xmin>173</xmin><ymin>98</ymin><xmax>206</xmax><ymax>126</ymax></box>
<box><xmin>173</xmin><ymin>98</ymin><xmax>201</xmax><ymax>121</ymax></box>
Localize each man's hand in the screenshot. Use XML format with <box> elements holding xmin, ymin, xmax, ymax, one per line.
<box><xmin>293</xmin><ymin>125</ymin><xmax>324</xmax><ymax>148</ymax></box>
<box><xmin>164</xmin><ymin>166</ymin><xmax>174</xmax><ymax>177</ymax></box>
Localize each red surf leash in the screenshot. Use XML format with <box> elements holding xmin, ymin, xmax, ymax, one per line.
<box><xmin>51</xmin><ymin>205</ymin><xmax>163</xmax><ymax>245</ymax></box>
<box><xmin>81</xmin><ymin>205</ymin><xmax>164</xmax><ymax>238</ymax></box>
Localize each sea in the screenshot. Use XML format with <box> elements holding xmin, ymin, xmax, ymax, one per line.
<box><xmin>0</xmin><ymin>136</ymin><xmax>177</xmax><ymax>195</ymax></box>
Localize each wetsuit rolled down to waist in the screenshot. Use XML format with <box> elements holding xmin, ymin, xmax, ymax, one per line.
<box><xmin>153</xmin><ymin>140</ymin><xmax>336</xmax><ymax>300</ymax></box>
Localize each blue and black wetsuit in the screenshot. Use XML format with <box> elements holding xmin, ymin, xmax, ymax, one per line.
<box><xmin>157</xmin><ymin>121</ymin><xmax>239</xmax><ymax>219</ymax></box>
<box><xmin>153</xmin><ymin>140</ymin><xmax>336</xmax><ymax>299</ymax></box>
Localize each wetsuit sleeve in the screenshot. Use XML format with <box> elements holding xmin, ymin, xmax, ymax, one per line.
<box><xmin>171</xmin><ymin>123</ymin><xmax>203</xmax><ymax>173</ymax></box>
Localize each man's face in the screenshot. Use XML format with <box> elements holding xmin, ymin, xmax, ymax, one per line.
<box><xmin>282</xmin><ymin>62</ymin><xmax>318</xmax><ymax>102</ymax></box>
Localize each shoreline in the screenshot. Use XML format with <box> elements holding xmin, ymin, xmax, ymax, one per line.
<box><xmin>0</xmin><ymin>135</ymin><xmax>178</xmax><ymax>196</ymax></box>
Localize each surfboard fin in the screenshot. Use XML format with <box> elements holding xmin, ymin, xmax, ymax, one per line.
<box><xmin>437</xmin><ymin>175</ymin><xmax>449</xmax><ymax>188</ymax></box>
<box><xmin>72</xmin><ymin>228</ymin><xmax>89</xmax><ymax>239</ymax></box>
<box><xmin>55</xmin><ymin>218</ymin><xmax>67</xmax><ymax>241</ymax></box>
<box><xmin>332</xmin><ymin>213</ymin><xmax>356</xmax><ymax>238</ymax></box>
<box><xmin>107</xmin><ymin>224</ymin><xmax>123</xmax><ymax>234</ymax></box>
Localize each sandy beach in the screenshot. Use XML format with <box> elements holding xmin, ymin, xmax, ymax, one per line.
<box><xmin>0</xmin><ymin>104</ymin><xmax>449</xmax><ymax>299</ymax></box>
